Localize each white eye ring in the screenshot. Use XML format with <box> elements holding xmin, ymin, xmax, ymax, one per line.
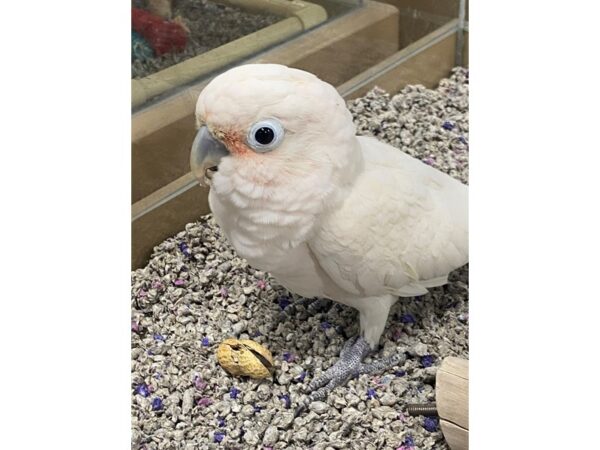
<box><xmin>247</xmin><ymin>118</ymin><xmax>285</xmax><ymax>153</ymax></box>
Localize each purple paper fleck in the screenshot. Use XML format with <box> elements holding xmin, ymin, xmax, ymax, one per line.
<box><xmin>282</xmin><ymin>352</ymin><xmax>295</xmax><ymax>363</ymax></box>
<box><xmin>256</xmin><ymin>279</ymin><xmax>268</xmax><ymax>290</ymax></box>
<box><xmin>173</xmin><ymin>279</ymin><xmax>186</xmax><ymax>287</ymax></box>
<box><xmin>197</xmin><ymin>397</ymin><xmax>213</xmax><ymax>407</ymax></box>
<box><xmin>229</xmin><ymin>387</ymin><xmax>240</xmax><ymax>399</ymax></box>
<box><xmin>423</xmin><ymin>417</ymin><xmax>439</xmax><ymax>432</ymax></box>
<box><xmin>296</xmin><ymin>371</ymin><xmax>307</xmax><ymax>382</ymax></box>
<box><xmin>178</xmin><ymin>241</ymin><xmax>192</xmax><ymax>258</ymax></box>
<box><xmin>442</xmin><ymin>121</ymin><xmax>455</xmax><ymax>131</ymax></box>
<box><xmin>151</xmin><ymin>397</ymin><xmax>163</xmax><ymax>411</ymax></box>
<box><xmin>193</xmin><ymin>375</ymin><xmax>207</xmax><ymax>391</ymax></box>
<box><xmin>214</xmin><ymin>431</ymin><xmax>225</xmax><ymax>443</ymax></box>
<box><xmin>131</xmin><ymin>321</ymin><xmax>140</xmax><ymax>333</ymax></box>
<box><xmin>421</xmin><ymin>355</ymin><xmax>435</xmax><ymax>368</ymax></box>
<box><xmin>320</xmin><ymin>321</ymin><xmax>332</xmax><ymax>330</ymax></box>
<box><xmin>396</xmin><ymin>435</ymin><xmax>415</xmax><ymax>449</ymax></box>
<box><xmin>366</xmin><ymin>388</ymin><xmax>377</xmax><ymax>400</ymax></box>
<box><xmin>399</xmin><ymin>314</ymin><xmax>416</xmax><ymax>324</ymax></box>
<box><xmin>201</xmin><ymin>337</ymin><xmax>210</xmax><ymax>347</ymax></box>
<box><xmin>135</xmin><ymin>383</ymin><xmax>150</xmax><ymax>397</ymax></box>
<box><xmin>277</xmin><ymin>296</ymin><xmax>291</xmax><ymax>310</ymax></box>
<box><xmin>153</xmin><ymin>333</ymin><xmax>166</xmax><ymax>342</ymax></box>
<box><xmin>394</xmin><ymin>370</ymin><xmax>406</xmax><ymax>377</ymax></box>
<box><xmin>217</xmin><ymin>417</ymin><xmax>226</xmax><ymax>427</ymax></box>
<box><xmin>219</xmin><ymin>287</ymin><xmax>229</xmax><ymax>298</ymax></box>
<box><xmin>279</xmin><ymin>394</ymin><xmax>291</xmax><ymax>409</ymax></box>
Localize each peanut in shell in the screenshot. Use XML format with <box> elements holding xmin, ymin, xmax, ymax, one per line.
<box><xmin>216</xmin><ymin>338</ymin><xmax>274</xmax><ymax>379</ymax></box>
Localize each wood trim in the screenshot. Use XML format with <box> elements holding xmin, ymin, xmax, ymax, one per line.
<box><xmin>440</xmin><ymin>420</ymin><xmax>469</xmax><ymax>450</ymax></box>
<box><xmin>436</xmin><ymin>357</ymin><xmax>469</xmax><ymax>429</ymax></box>
<box><xmin>132</xmin><ymin>172</ymin><xmax>199</xmax><ymax>221</ymax></box>
<box><xmin>436</xmin><ymin>357</ymin><xmax>469</xmax><ymax>450</ymax></box>
<box><xmin>132</xmin><ymin>177</ymin><xmax>210</xmax><ymax>269</ymax></box>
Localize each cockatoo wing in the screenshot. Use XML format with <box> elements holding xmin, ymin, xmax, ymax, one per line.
<box><xmin>309</xmin><ymin>136</ymin><xmax>468</xmax><ymax>298</ymax></box>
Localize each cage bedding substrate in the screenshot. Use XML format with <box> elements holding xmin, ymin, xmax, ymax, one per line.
<box><xmin>132</xmin><ymin>0</ymin><xmax>280</xmax><ymax>79</ymax></box>
<box><xmin>131</xmin><ymin>67</ymin><xmax>469</xmax><ymax>450</ymax></box>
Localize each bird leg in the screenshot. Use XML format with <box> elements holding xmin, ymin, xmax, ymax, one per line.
<box><xmin>293</xmin><ymin>335</ymin><xmax>406</xmax><ymax>417</ymax></box>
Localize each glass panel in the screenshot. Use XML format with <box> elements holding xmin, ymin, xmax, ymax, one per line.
<box><xmin>132</xmin><ymin>0</ymin><xmax>365</xmax><ymax>108</ymax></box>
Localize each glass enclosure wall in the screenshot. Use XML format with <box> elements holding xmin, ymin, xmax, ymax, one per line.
<box><xmin>132</xmin><ymin>0</ymin><xmax>365</xmax><ymax>109</ymax></box>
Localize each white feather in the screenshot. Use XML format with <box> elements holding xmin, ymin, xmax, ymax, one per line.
<box><xmin>310</xmin><ymin>136</ymin><xmax>468</xmax><ymax>300</ymax></box>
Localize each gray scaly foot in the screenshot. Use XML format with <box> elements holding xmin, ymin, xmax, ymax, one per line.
<box><xmin>294</xmin><ymin>336</ymin><xmax>406</xmax><ymax>417</ymax></box>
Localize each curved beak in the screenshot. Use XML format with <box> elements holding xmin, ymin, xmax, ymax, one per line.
<box><xmin>190</xmin><ymin>126</ymin><xmax>229</xmax><ymax>186</ymax></box>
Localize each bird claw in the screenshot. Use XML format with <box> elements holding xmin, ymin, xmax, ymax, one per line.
<box><xmin>293</xmin><ymin>336</ymin><xmax>407</xmax><ymax>417</ymax></box>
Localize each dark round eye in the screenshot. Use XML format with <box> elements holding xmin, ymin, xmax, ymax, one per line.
<box><xmin>254</xmin><ymin>127</ymin><xmax>275</xmax><ymax>145</ymax></box>
<box><xmin>247</xmin><ymin>119</ymin><xmax>285</xmax><ymax>152</ymax></box>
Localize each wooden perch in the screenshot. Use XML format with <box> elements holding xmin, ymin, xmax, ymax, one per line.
<box><xmin>406</xmin><ymin>357</ymin><xmax>469</xmax><ymax>448</ymax></box>
<box><xmin>436</xmin><ymin>357</ymin><xmax>469</xmax><ymax>450</ymax></box>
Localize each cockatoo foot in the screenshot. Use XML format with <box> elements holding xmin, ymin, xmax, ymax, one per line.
<box><xmin>293</xmin><ymin>336</ymin><xmax>406</xmax><ymax>418</ymax></box>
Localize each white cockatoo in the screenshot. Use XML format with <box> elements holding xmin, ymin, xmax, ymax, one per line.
<box><xmin>191</xmin><ymin>64</ymin><xmax>468</xmax><ymax>408</ymax></box>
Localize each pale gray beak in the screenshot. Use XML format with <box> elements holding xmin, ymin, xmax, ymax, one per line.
<box><xmin>190</xmin><ymin>126</ymin><xmax>229</xmax><ymax>186</ymax></box>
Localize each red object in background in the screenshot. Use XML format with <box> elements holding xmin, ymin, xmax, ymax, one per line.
<box><xmin>132</xmin><ymin>8</ymin><xmax>187</xmax><ymax>56</ymax></box>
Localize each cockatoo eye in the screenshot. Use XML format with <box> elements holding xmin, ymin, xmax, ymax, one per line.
<box><xmin>247</xmin><ymin>119</ymin><xmax>284</xmax><ymax>152</ymax></box>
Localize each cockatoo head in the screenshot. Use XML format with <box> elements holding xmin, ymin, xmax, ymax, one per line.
<box><xmin>191</xmin><ymin>64</ymin><xmax>362</xmax><ymax>211</ymax></box>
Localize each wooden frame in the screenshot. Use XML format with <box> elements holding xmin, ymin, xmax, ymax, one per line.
<box><xmin>436</xmin><ymin>357</ymin><xmax>469</xmax><ymax>450</ymax></box>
